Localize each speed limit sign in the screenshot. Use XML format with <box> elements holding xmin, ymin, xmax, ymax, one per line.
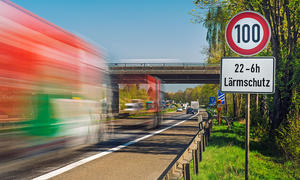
<box><xmin>225</xmin><ymin>11</ymin><xmax>271</xmax><ymax>56</ymax></box>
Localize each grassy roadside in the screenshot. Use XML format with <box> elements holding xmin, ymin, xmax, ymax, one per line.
<box><xmin>162</xmin><ymin>107</ymin><xmax>177</xmax><ymax>113</ymax></box>
<box><xmin>189</xmin><ymin>121</ymin><xmax>299</xmax><ymax>179</ymax></box>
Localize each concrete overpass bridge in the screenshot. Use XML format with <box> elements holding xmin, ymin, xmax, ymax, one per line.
<box><xmin>108</xmin><ymin>63</ymin><xmax>220</xmax><ymax>84</ymax></box>
<box><xmin>108</xmin><ymin>63</ymin><xmax>220</xmax><ymax>113</ymax></box>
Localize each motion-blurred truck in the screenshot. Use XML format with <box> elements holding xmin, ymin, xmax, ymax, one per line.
<box><xmin>0</xmin><ymin>0</ymin><xmax>109</xmax><ymax>168</ymax></box>
<box><xmin>118</xmin><ymin>75</ymin><xmax>163</xmax><ymax>129</ymax></box>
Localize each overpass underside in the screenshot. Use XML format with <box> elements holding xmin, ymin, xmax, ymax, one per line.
<box><xmin>109</xmin><ymin>63</ymin><xmax>220</xmax><ymax>84</ymax></box>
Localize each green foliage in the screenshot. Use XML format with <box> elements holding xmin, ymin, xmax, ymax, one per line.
<box><xmin>251</xmin><ymin>109</ymin><xmax>270</xmax><ymax>140</ymax></box>
<box><xmin>165</xmin><ymin>84</ymin><xmax>219</xmax><ymax>105</ymax></box>
<box><xmin>276</xmin><ymin>117</ymin><xmax>300</xmax><ymax>162</ymax></box>
<box><xmin>162</xmin><ymin>106</ymin><xmax>177</xmax><ymax>113</ymax></box>
<box><xmin>189</xmin><ymin>122</ymin><xmax>300</xmax><ymax>179</ymax></box>
<box><xmin>249</xmin><ymin>95</ymin><xmax>270</xmax><ymax>140</ymax></box>
<box><xmin>275</xmin><ymin>88</ymin><xmax>300</xmax><ymax>161</ymax></box>
<box><xmin>119</xmin><ymin>84</ymin><xmax>148</xmax><ymax>110</ymax></box>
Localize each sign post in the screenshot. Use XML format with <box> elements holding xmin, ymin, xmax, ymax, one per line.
<box><xmin>216</xmin><ymin>100</ymin><xmax>222</xmax><ymax>125</ymax></box>
<box><xmin>246</xmin><ymin>93</ymin><xmax>250</xmax><ymax>179</ymax></box>
<box><xmin>224</xmin><ymin>11</ymin><xmax>273</xmax><ymax>180</ymax></box>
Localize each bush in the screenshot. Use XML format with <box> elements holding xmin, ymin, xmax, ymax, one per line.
<box><xmin>276</xmin><ymin>113</ymin><xmax>300</xmax><ymax>162</ymax></box>
<box><xmin>251</xmin><ymin>108</ymin><xmax>270</xmax><ymax>140</ymax></box>
<box><xmin>275</xmin><ymin>88</ymin><xmax>299</xmax><ymax>162</ymax></box>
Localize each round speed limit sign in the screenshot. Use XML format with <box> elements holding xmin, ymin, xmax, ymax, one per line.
<box><xmin>225</xmin><ymin>11</ymin><xmax>271</xmax><ymax>56</ymax></box>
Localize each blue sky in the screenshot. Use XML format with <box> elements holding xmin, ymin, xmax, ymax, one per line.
<box><xmin>12</xmin><ymin>0</ymin><xmax>208</xmax><ymax>92</ymax></box>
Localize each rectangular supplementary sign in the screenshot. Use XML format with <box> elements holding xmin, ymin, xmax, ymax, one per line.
<box><xmin>221</xmin><ymin>57</ymin><xmax>275</xmax><ymax>94</ymax></box>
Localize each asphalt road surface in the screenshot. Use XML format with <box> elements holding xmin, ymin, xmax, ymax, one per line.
<box><xmin>1</xmin><ymin>112</ymin><xmax>202</xmax><ymax>180</ymax></box>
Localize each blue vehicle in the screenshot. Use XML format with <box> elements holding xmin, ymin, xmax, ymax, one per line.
<box><xmin>186</xmin><ymin>107</ymin><xmax>194</xmax><ymax>114</ymax></box>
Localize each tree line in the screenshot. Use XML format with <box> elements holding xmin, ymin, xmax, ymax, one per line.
<box><xmin>165</xmin><ymin>84</ymin><xmax>219</xmax><ymax>105</ymax></box>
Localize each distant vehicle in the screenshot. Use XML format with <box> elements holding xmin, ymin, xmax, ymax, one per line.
<box><xmin>191</xmin><ymin>101</ymin><xmax>200</xmax><ymax>109</ymax></box>
<box><xmin>191</xmin><ymin>101</ymin><xmax>199</xmax><ymax>114</ymax></box>
<box><xmin>176</xmin><ymin>108</ymin><xmax>183</xmax><ymax>112</ymax></box>
<box><xmin>193</xmin><ymin>108</ymin><xmax>199</xmax><ymax>114</ymax></box>
<box><xmin>186</xmin><ymin>107</ymin><xmax>194</xmax><ymax>114</ymax></box>
<box><xmin>182</xmin><ymin>103</ymin><xmax>188</xmax><ymax>109</ymax></box>
<box><xmin>124</xmin><ymin>102</ymin><xmax>143</xmax><ymax>113</ymax></box>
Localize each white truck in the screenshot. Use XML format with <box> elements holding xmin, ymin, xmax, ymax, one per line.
<box><xmin>190</xmin><ymin>101</ymin><xmax>199</xmax><ymax>113</ymax></box>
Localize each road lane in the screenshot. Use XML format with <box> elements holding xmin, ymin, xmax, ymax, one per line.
<box><xmin>0</xmin><ymin>112</ymin><xmax>196</xmax><ymax>180</ymax></box>
<box><xmin>48</xmin><ymin>113</ymin><xmax>200</xmax><ymax>180</ymax></box>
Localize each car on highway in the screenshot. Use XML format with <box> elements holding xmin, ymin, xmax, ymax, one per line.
<box><xmin>176</xmin><ymin>108</ymin><xmax>183</xmax><ymax>112</ymax></box>
<box><xmin>193</xmin><ymin>109</ymin><xmax>199</xmax><ymax>114</ymax></box>
<box><xmin>186</xmin><ymin>107</ymin><xmax>194</xmax><ymax>114</ymax></box>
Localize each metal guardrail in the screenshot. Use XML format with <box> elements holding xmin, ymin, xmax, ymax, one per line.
<box><xmin>158</xmin><ymin>114</ymin><xmax>213</xmax><ymax>180</ymax></box>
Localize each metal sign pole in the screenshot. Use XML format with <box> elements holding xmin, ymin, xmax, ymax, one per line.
<box><xmin>245</xmin><ymin>93</ymin><xmax>250</xmax><ymax>180</ymax></box>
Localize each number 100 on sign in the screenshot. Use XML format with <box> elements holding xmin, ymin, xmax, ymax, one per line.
<box><xmin>234</xmin><ymin>24</ymin><xmax>261</xmax><ymax>44</ymax></box>
<box><xmin>225</xmin><ymin>11</ymin><xmax>271</xmax><ymax>56</ymax></box>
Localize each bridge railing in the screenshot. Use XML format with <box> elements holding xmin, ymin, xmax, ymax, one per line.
<box><xmin>108</xmin><ymin>63</ymin><xmax>219</xmax><ymax>70</ymax></box>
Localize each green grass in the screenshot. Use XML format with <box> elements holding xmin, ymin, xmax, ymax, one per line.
<box><xmin>188</xmin><ymin>121</ymin><xmax>300</xmax><ymax>180</ymax></box>
<box><xmin>162</xmin><ymin>107</ymin><xmax>177</xmax><ymax>113</ymax></box>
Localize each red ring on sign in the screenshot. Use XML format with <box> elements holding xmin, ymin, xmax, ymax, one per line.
<box><xmin>226</xmin><ymin>11</ymin><xmax>270</xmax><ymax>56</ymax></box>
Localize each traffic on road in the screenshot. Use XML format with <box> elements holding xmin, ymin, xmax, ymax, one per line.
<box><xmin>1</xmin><ymin>0</ymin><xmax>298</xmax><ymax>179</ymax></box>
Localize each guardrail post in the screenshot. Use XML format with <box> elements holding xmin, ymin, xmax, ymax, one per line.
<box><xmin>198</xmin><ymin>115</ymin><xmax>203</xmax><ymax>130</ymax></box>
<box><xmin>207</xmin><ymin>123</ymin><xmax>209</xmax><ymax>141</ymax></box>
<box><xmin>183</xmin><ymin>162</ymin><xmax>190</xmax><ymax>180</ymax></box>
<box><xmin>210</xmin><ymin>124</ymin><xmax>212</xmax><ymax>139</ymax></box>
<box><xmin>206</xmin><ymin>128</ymin><xmax>210</xmax><ymax>143</ymax></box>
<box><xmin>164</xmin><ymin>173</ymin><xmax>169</xmax><ymax>180</ymax></box>
<box><xmin>202</xmin><ymin>132</ymin><xmax>206</xmax><ymax>152</ymax></box>
<box><xmin>205</xmin><ymin>130</ymin><xmax>209</xmax><ymax>146</ymax></box>
<box><xmin>198</xmin><ymin>137</ymin><xmax>202</xmax><ymax>162</ymax></box>
<box><xmin>193</xmin><ymin>149</ymin><xmax>199</xmax><ymax>175</ymax></box>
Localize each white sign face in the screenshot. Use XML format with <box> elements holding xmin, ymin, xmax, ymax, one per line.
<box><xmin>225</xmin><ymin>11</ymin><xmax>271</xmax><ymax>56</ymax></box>
<box><xmin>221</xmin><ymin>57</ymin><xmax>275</xmax><ymax>93</ymax></box>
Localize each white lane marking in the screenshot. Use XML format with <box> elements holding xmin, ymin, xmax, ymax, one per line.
<box><xmin>32</xmin><ymin>114</ymin><xmax>198</xmax><ymax>180</ymax></box>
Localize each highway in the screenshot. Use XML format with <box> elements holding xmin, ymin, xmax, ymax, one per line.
<box><xmin>1</xmin><ymin>112</ymin><xmax>204</xmax><ymax>180</ymax></box>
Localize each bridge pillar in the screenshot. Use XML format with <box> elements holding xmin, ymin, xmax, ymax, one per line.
<box><xmin>110</xmin><ymin>80</ymin><xmax>119</xmax><ymax>114</ymax></box>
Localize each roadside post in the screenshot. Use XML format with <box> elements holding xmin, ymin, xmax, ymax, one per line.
<box><xmin>216</xmin><ymin>100</ymin><xmax>222</xmax><ymax>125</ymax></box>
<box><xmin>223</xmin><ymin>11</ymin><xmax>274</xmax><ymax>180</ymax></box>
<box><xmin>218</xmin><ymin>90</ymin><xmax>225</xmax><ymax>105</ymax></box>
